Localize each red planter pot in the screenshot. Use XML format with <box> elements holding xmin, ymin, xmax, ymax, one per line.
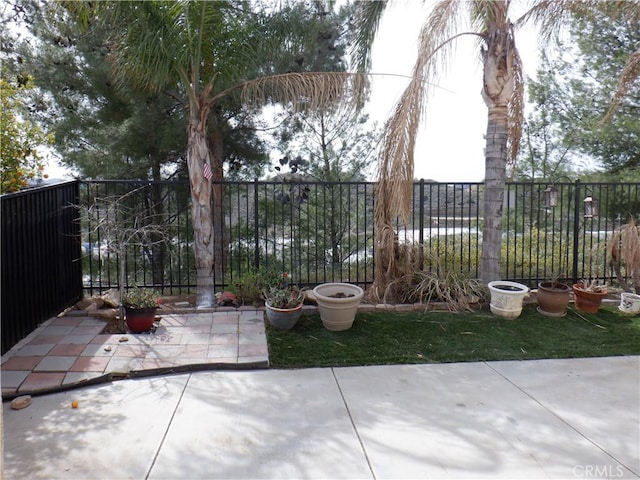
<box><xmin>572</xmin><ymin>284</ymin><xmax>608</xmax><ymax>314</ymax></box>
<box><xmin>125</xmin><ymin>307</ymin><xmax>158</xmax><ymax>333</ymax></box>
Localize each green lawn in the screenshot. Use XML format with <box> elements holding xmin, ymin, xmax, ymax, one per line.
<box><xmin>266</xmin><ymin>305</ymin><xmax>640</xmax><ymax>368</ymax></box>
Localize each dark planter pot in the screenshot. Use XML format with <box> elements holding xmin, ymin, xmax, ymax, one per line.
<box><xmin>125</xmin><ymin>307</ymin><xmax>158</xmax><ymax>333</ymax></box>
<box><xmin>537</xmin><ymin>282</ymin><xmax>570</xmax><ymax>317</ymax></box>
<box><xmin>572</xmin><ymin>284</ymin><xmax>608</xmax><ymax>314</ymax></box>
<box><xmin>265</xmin><ymin>302</ymin><xmax>303</xmax><ymax>330</ymax></box>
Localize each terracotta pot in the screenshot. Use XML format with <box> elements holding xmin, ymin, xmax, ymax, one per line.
<box><xmin>125</xmin><ymin>307</ymin><xmax>157</xmax><ymax>333</ymax></box>
<box><xmin>572</xmin><ymin>284</ymin><xmax>608</xmax><ymax>314</ymax></box>
<box><xmin>536</xmin><ymin>282</ymin><xmax>570</xmax><ymax>317</ymax></box>
<box><xmin>265</xmin><ymin>302</ymin><xmax>303</xmax><ymax>330</ymax></box>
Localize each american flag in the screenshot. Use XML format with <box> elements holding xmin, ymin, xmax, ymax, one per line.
<box><xmin>203</xmin><ymin>161</ymin><xmax>213</xmax><ymax>180</ymax></box>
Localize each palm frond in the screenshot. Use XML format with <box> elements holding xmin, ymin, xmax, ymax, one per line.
<box><xmin>214</xmin><ymin>71</ymin><xmax>367</xmax><ymax>115</ymax></box>
<box><xmin>350</xmin><ymin>0</ymin><xmax>388</xmax><ymax>73</ymax></box>
<box><xmin>375</xmin><ymin>0</ymin><xmax>463</xmax><ymax>223</ymax></box>
<box><xmin>603</xmin><ymin>49</ymin><xmax>640</xmax><ymax>122</ymax></box>
<box><xmin>507</xmin><ymin>40</ymin><xmax>524</xmax><ymax>177</ymax></box>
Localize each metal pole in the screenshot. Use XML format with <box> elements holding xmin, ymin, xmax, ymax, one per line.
<box><xmin>572</xmin><ymin>179</ymin><xmax>581</xmax><ymax>283</ymax></box>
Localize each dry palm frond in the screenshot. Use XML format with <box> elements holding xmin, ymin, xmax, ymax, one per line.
<box><xmin>603</xmin><ymin>50</ymin><xmax>640</xmax><ymax>122</ymax></box>
<box><xmin>516</xmin><ymin>1</ymin><xmax>639</xmax><ymax>124</ymax></box>
<box><xmin>506</xmin><ymin>40</ymin><xmax>524</xmax><ymax>177</ymax></box>
<box><xmin>370</xmin><ymin>0</ymin><xmax>463</xmax><ymax>299</ymax></box>
<box><xmin>609</xmin><ymin>219</ymin><xmax>640</xmax><ymax>293</ymax></box>
<box><xmin>374</xmin><ymin>0</ymin><xmax>461</xmax><ymax>223</ymax></box>
<box><xmin>217</xmin><ymin>71</ymin><xmax>368</xmax><ymax>115</ymax></box>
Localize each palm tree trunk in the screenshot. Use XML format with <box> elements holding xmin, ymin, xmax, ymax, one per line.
<box><xmin>481</xmin><ymin>104</ymin><xmax>508</xmax><ymax>282</ymax></box>
<box><xmin>480</xmin><ymin>20</ymin><xmax>515</xmax><ymax>283</ymax></box>
<box><xmin>187</xmin><ymin>114</ymin><xmax>215</xmax><ymax>307</ymax></box>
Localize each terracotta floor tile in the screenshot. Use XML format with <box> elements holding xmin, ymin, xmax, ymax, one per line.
<box><xmin>63</xmin><ymin>372</ymin><xmax>104</xmax><ymax>385</ymax></box>
<box><xmin>13</xmin><ymin>344</ymin><xmax>55</xmax><ymax>356</ymax></box>
<box><xmin>18</xmin><ymin>372</ymin><xmax>65</xmax><ymax>392</ymax></box>
<box><xmin>49</xmin><ymin>317</ymin><xmax>83</xmax><ymax>326</ymax></box>
<box><xmin>239</xmin><ymin>324</ymin><xmax>265</xmax><ymax>334</ymax></box>
<box><xmin>49</xmin><ymin>344</ymin><xmax>86</xmax><ymax>356</ymax></box>
<box><xmin>179</xmin><ymin>344</ymin><xmax>208</xmax><ymax>358</ymax></box>
<box><xmin>208</xmin><ymin>344</ymin><xmax>238</xmax><ymax>358</ymax></box>
<box><xmin>80</xmin><ymin>344</ymin><xmax>116</xmax><ymax>357</ymax></box>
<box><xmin>70</xmin><ymin>356</ymin><xmax>110</xmax><ymax>372</ymax></box>
<box><xmin>71</xmin><ymin>326</ymin><xmax>105</xmax><ymax>335</ymax></box>
<box><xmin>179</xmin><ymin>334</ymin><xmax>212</xmax><ymax>345</ymax></box>
<box><xmin>59</xmin><ymin>334</ymin><xmax>97</xmax><ymax>345</ymax></box>
<box><xmin>1</xmin><ymin>356</ymin><xmax>42</xmax><ymax>370</ymax></box>
<box><xmin>34</xmin><ymin>356</ymin><xmax>77</xmax><ymax>372</ymax></box>
<box><xmin>239</xmin><ymin>344</ymin><xmax>268</xmax><ymax>357</ymax></box>
<box><xmin>38</xmin><ymin>325</ymin><xmax>75</xmax><ymax>335</ymax></box>
<box><xmin>27</xmin><ymin>335</ymin><xmax>65</xmax><ymax>345</ymax></box>
<box><xmin>211</xmin><ymin>324</ymin><xmax>238</xmax><ymax>334</ymax></box>
<box><xmin>159</xmin><ymin>316</ymin><xmax>187</xmax><ymax>327</ymax></box>
<box><xmin>209</xmin><ymin>333</ymin><xmax>237</xmax><ymax>346</ymax></box>
<box><xmin>0</xmin><ymin>370</ymin><xmax>30</xmax><ymax>388</ymax></box>
<box><xmin>211</xmin><ymin>314</ymin><xmax>239</xmax><ymax>325</ymax></box>
<box><xmin>79</xmin><ymin>318</ymin><xmax>107</xmax><ymax>327</ymax></box>
<box><xmin>239</xmin><ymin>333</ymin><xmax>266</xmax><ymax>345</ymax></box>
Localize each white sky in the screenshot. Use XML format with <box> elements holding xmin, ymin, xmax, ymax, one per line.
<box><xmin>366</xmin><ymin>0</ymin><xmax>542</xmax><ymax>182</ymax></box>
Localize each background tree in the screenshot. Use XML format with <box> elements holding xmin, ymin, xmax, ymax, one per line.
<box><xmin>0</xmin><ymin>74</ymin><xmax>50</xmax><ymax>193</ymax></box>
<box><xmin>66</xmin><ymin>0</ymin><xmax>364</xmax><ymax>306</ymax></box>
<box><xmin>522</xmin><ymin>8</ymin><xmax>639</xmax><ymax>176</ymax></box>
<box><xmin>514</xmin><ymin>54</ymin><xmax>581</xmax><ymax>181</ymax></box>
<box><xmin>1</xmin><ymin>1</ymin><xmax>51</xmax><ymax>193</ymax></box>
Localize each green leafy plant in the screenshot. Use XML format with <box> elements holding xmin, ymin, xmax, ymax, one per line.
<box><xmin>263</xmin><ymin>285</ymin><xmax>305</xmax><ymax>309</ymax></box>
<box><xmin>232</xmin><ymin>267</ymin><xmax>288</xmax><ymax>305</ymax></box>
<box><xmin>122</xmin><ymin>288</ymin><xmax>160</xmax><ymax>309</ymax></box>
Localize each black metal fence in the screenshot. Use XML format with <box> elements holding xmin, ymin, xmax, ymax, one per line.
<box><xmin>2</xmin><ymin>179</ymin><xmax>638</xmax><ymax>353</ymax></box>
<box><xmin>1</xmin><ymin>181</ymin><xmax>82</xmax><ymax>354</ymax></box>
<box><xmin>79</xmin><ymin>180</ymin><xmax>640</xmax><ymax>294</ymax></box>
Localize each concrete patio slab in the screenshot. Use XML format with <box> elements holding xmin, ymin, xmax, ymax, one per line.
<box><xmin>333</xmin><ymin>360</ymin><xmax>639</xmax><ymax>479</ymax></box>
<box><xmin>489</xmin><ymin>356</ymin><xmax>640</xmax><ymax>476</ymax></box>
<box><xmin>148</xmin><ymin>369</ymin><xmax>372</xmax><ymax>480</ymax></box>
<box><xmin>2</xmin><ymin>357</ymin><xmax>638</xmax><ymax>480</ymax></box>
<box><xmin>2</xmin><ymin>375</ymin><xmax>189</xmax><ymax>480</ymax></box>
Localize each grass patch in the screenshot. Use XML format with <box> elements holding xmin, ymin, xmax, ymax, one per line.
<box><xmin>266</xmin><ymin>305</ymin><xmax>640</xmax><ymax>368</ymax></box>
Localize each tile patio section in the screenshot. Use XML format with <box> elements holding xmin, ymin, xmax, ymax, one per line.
<box><xmin>1</xmin><ymin>309</ymin><xmax>273</xmax><ymax>398</ymax></box>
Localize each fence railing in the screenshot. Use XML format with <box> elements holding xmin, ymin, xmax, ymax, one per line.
<box><xmin>2</xmin><ymin>179</ymin><xmax>638</xmax><ymax>353</ymax></box>
<box><xmin>79</xmin><ymin>180</ymin><xmax>640</xmax><ymax>295</ymax></box>
<box><xmin>1</xmin><ymin>181</ymin><xmax>82</xmax><ymax>354</ymax></box>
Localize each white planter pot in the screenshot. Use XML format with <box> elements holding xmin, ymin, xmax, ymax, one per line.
<box><xmin>619</xmin><ymin>292</ymin><xmax>640</xmax><ymax>314</ymax></box>
<box><xmin>488</xmin><ymin>281</ymin><xmax>530</xmax><ymax>319</ymax></box>
<box><xmin>312</xmin><ymin>283</ymin><xmax>364</xmax><ymax>331</ymax></box>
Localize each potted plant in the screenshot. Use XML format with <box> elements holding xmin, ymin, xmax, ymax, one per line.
<box><xmin>487</xmin><ymin>281</ymin><xmax>529</xmax><ymax>319</ymax></box>
<box><xmin>536</xmin><ymin>278</ymin><xmax>571</xmax><ymax>317</ymax></box>
<box><xmin>572</xmin><ymin>280</ymin><xmax>608</xmax><ymax>314</ymax></box>
<box><xmin>122</xmin><ymin>287</ymin><xmax>161</xmax><ymax>333</ymax></box>
<box><xmin>263</xmin><ymin>285</ymin><xmax>305</xmax><ymax>330</ymax></box>
<box><xmin>312</xmin><ymin>283</ymin><xmax>364</xmax><ymax>331</ymax></box>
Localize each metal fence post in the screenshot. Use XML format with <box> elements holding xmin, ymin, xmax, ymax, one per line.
<box><xmin>253</xmin><ymin>179</ymin><xmax>260</xmax><ymax>269</ymax></box>
<box><xmin>418</xmin><ymin>179</ymin><xmax>425</xmax><ymax>270</ymax></box>
<box><xmin>572</xmin><ymin>179</ymin><xmax>581</xmax><ymax>283</ymax></box>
